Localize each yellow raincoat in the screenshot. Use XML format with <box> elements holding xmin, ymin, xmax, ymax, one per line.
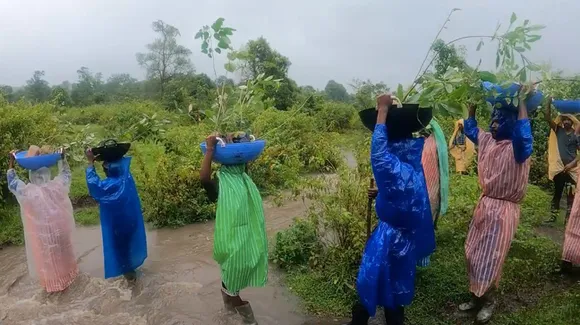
<box><xmin>448</xmin><ymin>119</ymin><xmax>475</xmax><ymax>173</ymax></box>
<box><xmin>548</xmin><ymin>114</ymin><xmax>580</xmax><ymax>188</ymax></box>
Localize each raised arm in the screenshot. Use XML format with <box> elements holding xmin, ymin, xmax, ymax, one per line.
<box><xmin>463</xmin><ymin>104</ymin><xmax>479</xmax><ymax>145</ymax></box>
<box><xmin>54</xmin><ymin>149</ymin><xmax>71</xmax><ymax>190</ymax></box>
<box><xmin>512</xmin><ymin>88</ymin><xmax>534</xmax><ymax>163</ymax></box>
<box><xmin>200</xmin><ymin>135</ymin><xmax>218</xmax><ymax>203</ymax></box>
<box><xmin>6</xmin><ymin>152</ymin><xmax>25</xmax><ymax>196</ymax></box>
<box><xmin>544</xmin><ymin>97</ymin><xmax>557</xmax><ymax>131</ymax></box>
<box><xmin>371</xmin><ymin>95</ymin><xmax>414</xmax><ymax>195</ymax></box>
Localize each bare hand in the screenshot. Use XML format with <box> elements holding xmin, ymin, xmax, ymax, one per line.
<box><xmin>518</xmin><ymin>83</ymin><xmax>533</xmax><ymax>101</ymax></box>
<box><xmin>368</xmin><ymin>187</ymin><xmax>378</xmax><ymax>199</ymax></box>
<box><xmin>85</xmin><ymin>148</ymin><xmax>96</xmax><ymax>163</ymax></box>
<box><xmin>376</xmin><ymin>94</ymin><xmax>393</xmax><ymax>110</ymax></box>
<box><xmin>8</xmin><ymin>150</ymin><xmax>16</xmax><ymax>168</ymax></box>
<box><xmin>205</xmin><ymin>135</ymin><xmax>219</xmax><ymax>150</ymax></box>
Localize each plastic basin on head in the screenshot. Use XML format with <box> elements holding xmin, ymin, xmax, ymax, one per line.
<box><xmin>482</xmin><ymin>82</ymin><xmax>543</xmax><ymax>113</ymax></box>
<box><xmin>553</xmin><ymin>100</ymin><xmax>580</xmax><ymax>114</ymax></box>
<box><xmin>14</xmin><ymin>151</ymin><xmax>61</xmax><ymax>171</ymax></box>
<box><xmin>200</xmin><ymin>140</ymin><xmax>266</xmax><ymax>165</ymax></box>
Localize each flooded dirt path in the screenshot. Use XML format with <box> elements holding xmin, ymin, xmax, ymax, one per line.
<box><xmin>0</xmin><ymin>193</ymin><xmax>348</xmax><ymax>325</ymax></box>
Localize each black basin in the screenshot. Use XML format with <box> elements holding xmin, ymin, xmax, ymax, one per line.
<box><xmin>358</xmin><ymin>104</ymin><xmax>433</xmax><ymax>138</ymax></box>
<box><xmin>92</xmin><ymin>139</ymin><xmax>131</xmax><ymax>162</ymax></box>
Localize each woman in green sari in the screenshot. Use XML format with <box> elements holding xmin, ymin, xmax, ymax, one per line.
<box><xmin>200</xmin><ymin>133</ymin><xmax>268</xmax><ymax>325</ymax></box>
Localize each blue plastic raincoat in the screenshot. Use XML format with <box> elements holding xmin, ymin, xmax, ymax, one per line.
<box><xmin>86</xmin><ymin>157</ymin><xmax>147</xmax><ymax>279</ymax></box>
<box><xmin>356</xmin><ymin>124</ymin><xmax>436</xmax><ymax>316</ymax></box>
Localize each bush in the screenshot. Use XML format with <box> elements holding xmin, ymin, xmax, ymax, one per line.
<box><xmin>274</xmin><ymin>168</ymin><xmax>559</xmax><ymax>323</ymax></box>
<box><xmin>272</xmin><ymin>217</ymin><xmax>321</xmax><ymax>270</ymax></box>
<box><xmin>314</xmin><ymin>101</ymin><xmax>358</xmax><ymax>132</ymax></box>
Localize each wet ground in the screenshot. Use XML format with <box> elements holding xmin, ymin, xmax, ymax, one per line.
<box><xmin>0</xmin><ymin>195</ymin><xmax>354</xmax><ymax>325</ymax></box>
<box><xmin>0</xmin><ymin>151</ymin><xmax>362</xmax><ymax>325</ymax></box>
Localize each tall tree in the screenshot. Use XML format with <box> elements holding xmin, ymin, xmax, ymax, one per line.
<box><xmin>350</xmin><ymin>79</ymin><xmax>389</xmax><ymax>109</ymax></box>
<box><xmin>71</xmin><ymin>67</ymin><xmax>106</xmax><ymax>106</ymax></box>
<box><xmin>324</xmin><ymin>80</ymin><xmax>350</xmax><ymax>102</ymax></box>
<box><xmin>24</xmin><ymin>70</ymin><xmax>51</xmax><ymax>102</ymax></box>
<box><xmin>431</xmin><ymin>39</ymin><xmax>467</xmax><ymax>77</ymax></box>
<box><xmin>105</xmin><ymin>73</ymin><xmax>140</xmax><ymax>101</ymax></box>
<box><xmin>238</xmin><ymin>37</ymin><xmax>297</xmax><ymax>110</ymax></box>
<box><xmin>136</xmin><ymin>20</ymin><xmax>193</xmax><ymax>97</ymax></box>
<box><xmin>49</xmin><ymin>86</ymin><xmax>72</xmax><ymax>107</ymax></box>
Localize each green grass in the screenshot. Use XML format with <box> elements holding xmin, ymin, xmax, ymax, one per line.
<box><xmin>279</xmin><ymin>174</ymin><xmax>574</xmax><ymax>324</ymax></box>
<box><xmin>74</xmin><ymin>206</ymin><xmax>100</xmax><ymax>226</ymax></box>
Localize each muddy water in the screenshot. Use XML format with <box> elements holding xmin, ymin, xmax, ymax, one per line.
<box><xmin>0</xmin><ymin>195</ymin><xmax>345</xmax><ymax>325</ymax></box>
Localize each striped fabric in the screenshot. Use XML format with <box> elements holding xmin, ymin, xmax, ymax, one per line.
<box><xmin>422</xmin><ymin>135</ymin><xmax>440</xmax><ymax>220</ymax></box>
<box><xmin>563</xmin><ymin>190</ymin><xmax>580</xmax><ymax>264</ymax></box>
<box><xmin>465</xmin><ymin>130</ymin><xmax>530</xmax><ymax>297</ymax></box>
<box><xmin>213</xmin><ymin>165</ymin><xmax>268</xmax><ymax>293</ymax></box>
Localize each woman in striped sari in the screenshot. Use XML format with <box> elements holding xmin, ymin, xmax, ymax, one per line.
<box><xmin>459</xmin><ymin>91</ymin><xmax>533</xmax><ymax>323</ymax></box>
<box><xmin>200</xmin><ymin>133</ymin><xmax>267</xmax><ymax>325</ymax></box>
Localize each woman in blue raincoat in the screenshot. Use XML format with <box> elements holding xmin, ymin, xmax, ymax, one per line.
<box><xmin>85</xmin><ymin>148</ymin><xmax>147</xmax><ymax>281</ymax></box>
<box><xmin>345</xmin><ymin>94</ymin><xmax>435</xmax><ymax>325</ymax></box>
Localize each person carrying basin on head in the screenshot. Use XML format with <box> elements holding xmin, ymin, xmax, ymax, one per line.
<box><xmin>85</xmin><ymin>140</ymin><xmax>147</xmax><ymax>283</ymax></box>
<box><xmin>7</xmin><ymin>146</ymin><xmax>78</xmax><ymax>293</ymax></box>
<box><xmin>200</xmin><ymin>131</ymin><xmax>268</xmax><ymax>325</ymax></box>
<box><xmin>449</xmin><ymin>119</ymin><xmax>475</xmax><ymax>175</ymax></box>
<box><xmin>544</xmin><ymin>97</ymin><xmax>580</xmax><ymax>224</ymax></box>
<box><xmin>346</xmin><ymin>94</ymin><xmax>436</xmax><ymax>325</ymax></box>
<box><xmin>459</xmin><ymin>86</ymin><xmax>534</xmax><ymax>323</ymax></box>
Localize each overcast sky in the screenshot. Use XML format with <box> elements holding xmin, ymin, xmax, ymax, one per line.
<box><xmin>0</xmin><ymin>0</ymin><xmax>578</xmax><ymax>90</ymax></box>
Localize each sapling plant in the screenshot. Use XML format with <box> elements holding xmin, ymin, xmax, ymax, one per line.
<box><xmin>403</xmin><ymin>9</ymin><xmax>546</xmax><ymax>116</ymax></box>
<box><xmin>195</xmin><ymin>18</ymin><xmax>281</xmax><ymax>135</ymax></box>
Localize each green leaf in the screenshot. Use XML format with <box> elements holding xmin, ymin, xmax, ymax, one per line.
<box><xmin>476</xmin><ymin>40</ymin><xmax>484</xmax><ymax>51</ymax></box>
<box><xmin>194</xmin><ymin>31</ymin><xmax>203</xmax><ymax>39</ymax></box>
<box><xmin>201</xmin><ymin>42</ymin><xmax>208</xmax><ymax>50</ymax></box>
<box><xmin>444</xmin><ymin>83</ymin><xmax>453</xmax><ymax>94</ymax></box>
<box><xmin>203</xmin><ymin>31</ymin><xmax>209</xmax><ymax>39</ymax></box>
<box><xmin>524</xmin><ymin>19</ymin><xmax>529</xmax><ymax>25</ymax></box>
<box><xmin>518</xmin><ymin>68</ymin><xmax>527</xmax><ymax>83</ymax></box>
<box><xmin>215</xmin><ymin>48</ymin><xmax>221</xmax><ymax>54</ymax></box>
<box><xmin>527</xmin><ymin>35</ymin><xmax>542</xmax><ymax>42</ymax></box>
<box><xmin>211</xmin><ymin>18</ymin><xmax>225</xmax><ymax>32</ymax></box>
<box><xmin>218</xmin><ymin>40</ymin><xmax>229</xmax><ymax>49</ymax></box>
<box><xmin>221</xmin><ymin>27</ymin><xmax>235</xmax><ymax>36</ymax></box>
<box><xmin>515</xmin><ymin>47</ymin><xmax>526</xmax><ymax>52</ymax></box>
<box><xmin>478</xmin><ymin>71</ymin><xmax>498</xmax><ymax>83</ymax></box>
<box><xmin>527</xmin><ymin>24</ymin><xmax>546</xmax><ymax>31</ymax></box>
<box><xmin>510</xmin><ymin>12</ymin><xmax>517</xmax><ymax>24</ymax></box>
<box><xmin>496</xmin><ymin>52</ymin><xmax>500</xmax><ymax>68</ymax></box>
<box><xmin>224</xmin><ymin>62</ymin><xmax>236</xmax><ymax>72</ymax></box>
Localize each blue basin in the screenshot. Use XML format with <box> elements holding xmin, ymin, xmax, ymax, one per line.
<box><xmin>482</xmin><ymin>82</ymin><xmax>543</xmax><ymax>113</ymax></box>
<box><xmin>200</xmin><ymin>140</ymin><xmax>266</xmax><ymax>165</ymax></box>
<box><xmin>14</xmin><ymin>151</ymin><xmax>61</xmax><ymax>171</ymax></box>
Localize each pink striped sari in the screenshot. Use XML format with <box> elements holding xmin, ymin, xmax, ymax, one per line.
<box><xmin>563</xmin><ymin>190</ymin><xmax>580</xmax><ymax>264</ymax></box>
<box><xmin>465</xmin><ymin>131</ymin><xmax>530</xmax><ymax>297</ymax></box>
<box><xmin>422</xmin><ymin>135</ymin><xmax>440</xmax><ymax>220</ymax></box>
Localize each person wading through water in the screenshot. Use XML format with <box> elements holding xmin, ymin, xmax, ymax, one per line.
<box><xmin>200</xmin><ymin>132</ymin><xmax>268</xmax><ymax>325</ymax></box>
<box><xmin>85</xmin><ymin>147</ymin><xmax>147</xmax><ymax>283</ymax></box>
<box><xmin>7</xmin><ymin>146</ymin><xmax>78</xmax><ymax>293</ymax></box>
<box><xmin>459</xmin><ymin>86</ymin><xmax>534</xmax><ymax>323</ymax></box>
<box><xmin>346</xmin><ymin>94</ymin><xmax>435</xmax><ymax>325</ymax></box>
<box><xmin>545</xmin><ymin>97</ymin><xmax>580</xmax><ymax>224</ymax></box>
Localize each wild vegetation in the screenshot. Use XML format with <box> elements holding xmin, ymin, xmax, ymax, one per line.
<box><xmin>1</xmin><ymin>11</ymin><xmax>580</xmax><ymax>324</ymax></box>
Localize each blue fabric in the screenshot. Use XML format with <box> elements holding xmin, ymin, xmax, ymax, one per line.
<box><xmin>463</xmin><ymin>115</ymin><xmax>532</xmax><ymax>163</ymax></box>
<box><xmin>86</xmin><ymin>157</ymin><xmax>147</xmax><ymax>279</ymax></box>
<box><xmin>512</xmin><ymin>119</ymin><xmax>533</xmax><ymax>163</ymax></box>
<box><xmin>356</xmin><ymin>124</ymin><xmax>435</xmax><ymax>315</ymax></box>
<box><xmin>464</xmin><ymin>117</ymin><xmax>479</xmax><ymax>145</ymax></box>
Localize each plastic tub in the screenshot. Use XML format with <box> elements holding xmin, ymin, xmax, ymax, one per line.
<box><xmin>358</xmin><ymin>104</ymin><xmax>433</xmax><ymax>138</ymax></box>
<box><xmin>482</xmin><ymin>82</ymin><xmax>543</xmax><ymax>113</ymax></box>
<box><xmin>553</xmin><ymin>100</ymin><xmax>580</xmax><ymax>114</ymax></box>
<box><xmin>14</xmin><ymin>151</ymin><xmax>61</xmax><ymax>171</ymax></box>
<box><xmin>200</xmin><ymin>138</ymin><xmax>266</xmax><ymax>165</ymax></box>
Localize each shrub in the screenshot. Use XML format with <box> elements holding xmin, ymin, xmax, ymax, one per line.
<box><xmin>314</xmin><ymin>101</ymin><xmax>358</xmax><ymax>132</ymax></box>
<box><xmin>272</xmin><ymin>217</ymin><xmax>321</xmax><ymax>271</ymax></box>
<box><xmin>274</xmin><ymin>168</ymin><xmax>558</xmax><ymax>323</ymax></box>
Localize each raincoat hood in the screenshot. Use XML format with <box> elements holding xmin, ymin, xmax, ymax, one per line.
<box><xmin>490</xmin><ymin>108</ymin><xmax>518</xmax><ymax>141</ymax></box>
<box><xmin>29</xmin><ymin>167</ymin><xmax>52</xmax><ymax>185</ymax></box>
